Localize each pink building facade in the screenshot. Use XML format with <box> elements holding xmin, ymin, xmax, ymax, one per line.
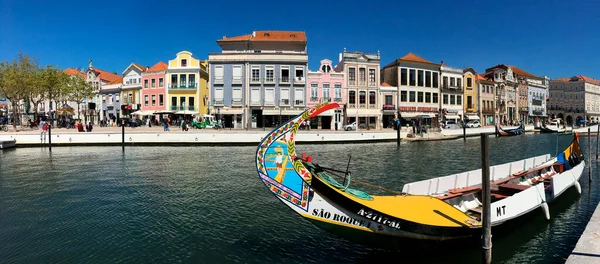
<box><xmin>141</xmin><ymin>62</ymin><xmax>168</xmax><ymax>114</ymax></box>
<box><xmin>306</xmin><ymin>59</ymin><xmax>345</xmax><ymax>130</ymax></box>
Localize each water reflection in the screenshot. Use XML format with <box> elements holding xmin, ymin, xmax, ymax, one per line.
<box><xmin>0</xmin><ymin>134</ymin><xmax>598</xmax><ymax>263</ymax></box>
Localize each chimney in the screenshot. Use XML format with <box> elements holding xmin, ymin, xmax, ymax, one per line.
<box><xmin>441</xmin><ymin>60</ymin><xmax>444</xmax><ymax>65</ymax></box>
<box><xmin>146</xmin><ymin>66</ymin><xmax>149</xmax><ymax>70</ymax></box>
<box><xmin>252</xmin><ymin>31</ymin><xmax>256</xmax><ymax>37</ymax></box>
<box><xmin>222</xmin><ymin>35</ymin><xmax>227</xmax><ymax>39</ymax></box>
<box><xmin>338</xmin><ymin>53</ymin><xmax>342</xmax><ymax>63</ymax></box>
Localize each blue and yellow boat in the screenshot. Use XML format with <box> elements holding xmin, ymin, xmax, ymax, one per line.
<box><xmin>256</xmin><ymin>102</ymin><xmax>585</xmax><ymax>241</ymax></box>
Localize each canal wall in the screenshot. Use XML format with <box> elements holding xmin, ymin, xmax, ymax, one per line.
<box><xmin>0</xmin><ymin>131</ymin><xmax>406</xmax><ymax>146</ymax></box>
<box><xmin>566</xmin><ymin>202</ymin><xmax>600</xmax><ymax>263</ymax></box>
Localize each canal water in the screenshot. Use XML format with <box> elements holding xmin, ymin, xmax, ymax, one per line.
<box><xmin>1</xmin><ymin>133</ymin><xmax>599</xmax><ymax>263</ymax></box>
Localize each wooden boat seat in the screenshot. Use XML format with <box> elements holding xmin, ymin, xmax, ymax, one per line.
<box><xmin>491</xmin><ymin>193</ymin><xmax>509</xmax><ymax>199</ymax></box>
<box><xmin>498</xmin><ymin>183</ymin><xmax>531</xmax><ymax>194</ymax></box>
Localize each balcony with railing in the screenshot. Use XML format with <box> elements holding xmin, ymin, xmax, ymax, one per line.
<box><xmin>293</xmin><ymin>76</ymin><xmax>305</xmax><ymax>84</ymax></box>
<box><xmin>250</xmin><ymin>76</ymin><xmax>261</xmax><ymax>84</ymax></box>
<box><xmin>232</xmin><ymin>98</ymin><xmax>243</xmax><ymax>106</ymax></box>
<box><xmin>295</xmin><ymin>99</ymin><xmax>304</xmax><ymax>106</ymax></box>
<box><xmin>170</xmin><ymin>105</ymin><xmax>196</xmax><ymax>111</ymax></box>
<box><xmin>169</xmin><ymin>83</ymin><xmax>197</xmax><ymax>89</ymax></box>
<box><xmin>320</xmin><ymin>97</ymin><xmax>331</xmax><ymax>103</ymax></box>
<box><xmin>482</xmin><ymin>108</ymin><xmax>495</xmax><ymax>115</ymax></box>
<box><xmin>250</xmin><ymin>99</ymin><xmax>261</xmax><ymax>106</ymax></box>
<box><xmin>213</xmin><ymin>99</ymin><xmax>224</xmax><ymax>106</ymax></box>
<box><xmin>440</xmin><ymin>84</ymin><xmax>463</xmax><ymax>93</ymax></box>
<box><xmin>232</xmin><ymin>76</ymin><xmax>242</xmax><ymax>84</ymax></box>
<box><xmin>214</xmin><ymin>76</ymin><xmax>224</xmax><ymax>84</ymax></box>
<box><xmin>264</xmin><ymin>76</ymin><xmax>275</xmax><ymax>83</ymax></box>
<box><xmin>265</xmin><ymin>100</ymin><xmax>275</xmax><ymax>106</ymax></box>
<box><xmin>333</xmin><ymin>97</ymin><xmax>342</xmax><ymax>102</ymax></box>
<box><xmin>310</xmin><ymin>96</ymin><xmax>319</xmax><ymax>102</ymax></box>
<box><xmin>280</xmin><ymin>76</ymin><xmax>290</xmax><ymax>84</ymax></box>
<box><xmin>348</xmin><ymin>80</ymin><xmax>356</xmax><ymax>86</ymax></box>
<box><xmin>280</xmin><ymin>99</ymin><xmax>290</xmax><ymax>106</ymax></box>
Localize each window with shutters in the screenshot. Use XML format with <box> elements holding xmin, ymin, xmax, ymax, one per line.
<box><xmin>214</xmin><ymin>88</ymin><xmax>224</xmax><ymax>105</ymax></box>
<box><xmin>232</xmin><ymin>65</ymin><xmax>242</xmax><ymax>84</ymax></box>
<box><xmin>214</xmin><ymin>66</ymin><xmax>224</xmax><ymax>83</ymax></box>
<box><xmin>281</xmin><ymin>89</ymin><xmax>290</xmax><ymax>105</ymax></box>
<box><xmin>294</xmin><ymin>89</ymin><xmax>304</xmax><ymax>105</ymax></box>
<box><xmin>334</xmin><ymin>84</ymin><xmax>342</xmax><ymax>100</ymax></box>
<box><xmin>251</xmin><ymin>88</ymin><xmax>260</xmax><ymax>105</ymax></box>
<box><xmin>310</xmin><ymin>83</ymin><xmax>318</xmax><ymax>101</ymax></box>
<box><xmin>265</xmin><ymin>88</ymin><xmax>275</xmax><ymax>105</ymax></box>
<box><xmin>232</xmin><ymin>89</ymin><xmax>242</xmax><ymax>105</ymax></box>
<box><xmin>323</xmin><ymin>83</ymin><xmax>330</xmax><ymax>99</ymax></box>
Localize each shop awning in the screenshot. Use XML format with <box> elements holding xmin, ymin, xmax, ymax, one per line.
<box><xmin>175</xmin><ymin>110</ymin><xmax>199</xmax><ymax>115</ymax></box>
<box><xmin>444</xmin><ymin>114</ymin><xmax>461</xmax><ymax>119</ymax></box>
<box><xmin>263</xmin><ymin>109</ymin><xmax>304</xmax><ymax>116</ymax></box>
<box><xmin>217</xmin><ymin>108</ymin><xmax>244</xmax><ymax>115</ymax></box>
<box><xmin>131</xmin><ymin>110</ymin><xmax>156</xmax><ymax>116</ymax></box>
<box><xmin>401</xmin><ymin>112</ymin><xmax>436</xmax><ymax>118</ymax></box>
<box><xmin>466</xmin><ymin>115</ymin><xmax>480</xmax><ymax>120</ymax></box>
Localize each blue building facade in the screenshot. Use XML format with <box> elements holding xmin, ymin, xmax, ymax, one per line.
<box><xmin>208</xmin><ymin>30</ymin><xmax>308</xmax><ymax>129</ymax></box>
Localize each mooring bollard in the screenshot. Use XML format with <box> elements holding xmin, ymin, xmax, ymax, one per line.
<box><xmin>589</xmin><ymin>127</ymin><xmax>592</xmax><ymax>181</ymax></box>
<box><xmin>122</xmin><ymin>119</ymin><xmax>125</xmax><ymax>152</ymax></box>
<box><xmin>480</xmin><ymin>133</ymin><xmax>492</xmax><ymax>264</ymax></box>
<box><xmin>48</xmin><ymin>121</ymin><xmax>52</xmax><ymax>152</ymax></box>
<box><xmin>596</xmin><ymin>124</ymin><xmax>600</xmax><ymax>160</ymax></box>
<box><xmin>396</xmin><ymin>120</ymin><xmax>401</xmax><ymax>147</ymax></box>
<box><xmin>463</xmin><ymin>125</ymin><xmax>466</xmax><ymax>141</ymax></box>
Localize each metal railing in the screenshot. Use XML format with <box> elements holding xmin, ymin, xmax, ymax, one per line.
<box><xmin>168</xmin><ymin>83</ymin><xmax>197</xmax><ymax>89</ymax></box>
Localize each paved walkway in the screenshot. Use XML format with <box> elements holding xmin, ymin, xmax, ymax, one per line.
<box><xmin>566</xmin><ymin>203</ymin><xmax>600</xmax><ymax>263</ymax></box>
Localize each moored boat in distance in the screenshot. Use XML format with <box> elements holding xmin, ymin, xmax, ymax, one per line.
<box><xmin>540</xmin><ymin>119</ymin><xmax>566</xmax><ymax>133</ymax></box>
<box><xmin>497</xmin><ymin>123</ymin><xmax>525</xmax><ymax>136</ymax></box>
<box><xmin>256</xmin><ymin>102</ymin><xmax>585</xmax><ymax>241</ymax></box>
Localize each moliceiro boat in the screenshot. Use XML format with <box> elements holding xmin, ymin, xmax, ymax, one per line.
<box><xmin>255</xmin><ymin>102</ymin><xmax>585</xmax><ymax>241</ymax></box>
<box><xmin>497</xmin><ymin>123</ymin><xmax>525</xmax><ymax>136</ymax></box>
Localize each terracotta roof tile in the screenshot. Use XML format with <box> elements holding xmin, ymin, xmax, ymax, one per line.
<box><xmin>554</xmin><ymin>77</ymin><xmax>571</xmax><ymax>82</ymax></box>
<box><xmin>107</xmin><ymin>77</ymin><xmax>123</xmax><ymax>85</ymax></box>
<box><xmin>578</xmin><ymin>75</ymin><xmax>600</xmax><ymax>85</ymax></box>
<box><xmin>399</xmin><ymin>52</ymin><xmax>435</xmax><ymax>64</ymax></box>
<box><xmin>218</xmin><ymin>31</ymin><xmax>306</xmax><ymax>42</ymax></box>
<box><xmin>147</xmin><ymin>61</ymin><xmax>168</xmax><ymax>72</ymax></box>
<box><xmin>93</xmin><ymin>68</ymin><xmax>122</xmax><ymax>83</ymax></box>
<box><xmin>63</xmin><ymin>68</ymin><xmax>86</xmax><ymax>78</ymax></box>
<box><xmin>507</xmin><ymin>65</ymin><xmax>536</xmax><ymax>78</ymax></box>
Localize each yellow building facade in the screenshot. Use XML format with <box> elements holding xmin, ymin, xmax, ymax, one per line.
<box><xmin>166</xmin><ymin>51</ymin><xmax>209</xmax><ymax>115</ymax></box>
<box><xmin>463</xmin><ymin>68</ymin><xmax>479</xmax><ymax>120</ymax></box>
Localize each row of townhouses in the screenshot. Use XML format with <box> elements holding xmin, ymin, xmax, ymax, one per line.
<box><xmin>3</xmin><ymin>30</ymin><xmax>599</xmax><ymax>129</ymax></box>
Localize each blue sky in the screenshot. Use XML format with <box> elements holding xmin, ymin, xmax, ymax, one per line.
<box><xmin>1</xmin><ymin>0</ymin><xmax>599</xmax><ymax>79</ymax></box>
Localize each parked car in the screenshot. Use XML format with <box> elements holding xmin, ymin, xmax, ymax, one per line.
<box><xmin>443</xmin><ymin>120</ymin><xmax>459</xmax><ymax>129</ymax></box>
<box><xmin>344</xmin><ymin>122</ymin><xmax>357</xmax><ymax>131</ymax></box>
<box><xmin>465</xmin><ymin>120</ymin><xmax>481</xmax><ymax>128</ymax></box>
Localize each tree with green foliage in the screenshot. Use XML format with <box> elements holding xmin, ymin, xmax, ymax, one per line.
<box><xmin>0</xmin><ymin>53</ymin><xmax>35</xmax><ymax>130</ymax></box>
<box><xmin>40</xmin><ymin>65</ymin><xmax>69</xmax><ymax>119</ymax></box>
<box><xmin>67</xmin><ymin>75</ymin><xmax>94</xmax><ymax>121</ymax></box>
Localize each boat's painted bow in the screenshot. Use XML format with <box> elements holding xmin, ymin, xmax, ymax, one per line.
<box><xmin>255</xmin><ymin>102</ymin><xmax>340</xmax><ymax>211</ymax></box>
